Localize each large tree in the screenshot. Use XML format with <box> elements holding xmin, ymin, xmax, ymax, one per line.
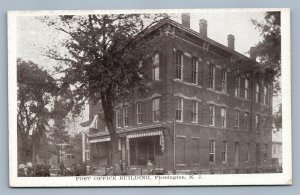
<box><xmin>252</xmin><ymin>11</ymin><xmax>281</xmax><ymax>93</ymax></box>
<box><xmin>252</xmin><ymin>12</ymin><xmax>282</xmax><ymax>129</ymax></box>
<box><xmin>17</xmin><ymin>58</ymin><xmax>57</xmax><ymax>164</ymax></box>
<box><xmin>41</xmin><ymin>14</ymin><xmax>166</xmax><ymax>174</ymax></box>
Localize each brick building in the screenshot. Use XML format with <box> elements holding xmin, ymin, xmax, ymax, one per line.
<box><xmin>81</xmin><ymin>14</ymin><xmax>274</xmax><ymax>174</ymax></box>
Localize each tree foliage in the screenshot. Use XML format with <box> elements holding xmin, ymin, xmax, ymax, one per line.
<box><xmin>252</xmin><ymin>11</ymin><xmax>281</xmax><ymax>93</ymax></box>
<box><xmin>17</xmin><ymin>58</ymin><xmax>57</xmax><ymax>163</ymax></box>
<box><xmin>41</xmin><ymin>14</ymin><xmax>166</xmax><ymax>173</ymax></box>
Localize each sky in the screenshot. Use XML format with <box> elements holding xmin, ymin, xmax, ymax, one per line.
<box><xmin>16</xmin><ymin>10</ymin><xmax>266</xmax><ymax>72</ymax></box>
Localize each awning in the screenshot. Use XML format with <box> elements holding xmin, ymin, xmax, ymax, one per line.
<box><xmin>127</xmin><ymin>131</ymin><xmax>163</xmax><ymax>139</ymax></box>
<box><xmin>89</xmin><ymin>137</ymin><xmax>110</xmax><ymax>143</ymax></box>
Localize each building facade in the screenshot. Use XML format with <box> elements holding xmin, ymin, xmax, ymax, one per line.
<box><xmin>81</xmin><ymin>14</ymin><xmax>274</xmax><ymax>174</ymax></box>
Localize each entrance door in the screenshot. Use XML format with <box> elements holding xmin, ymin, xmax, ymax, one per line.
<box><xmin>234</xmin><ymin>142</ymin><xmax>240</xmax><ymax>167</ymax></box>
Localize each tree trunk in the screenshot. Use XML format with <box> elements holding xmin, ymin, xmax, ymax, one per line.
<box><xmin>101</xmin><ymin>92</ymin><xmax>121</xmax><ymax>175</ymax></box>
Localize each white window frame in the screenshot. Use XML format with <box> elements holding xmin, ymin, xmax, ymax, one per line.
<box><xmin>234</xmin><ymin>110</ymin><xmax>240</xmax><ymax>129</ymax></box>
<box><xmin>221</xmin><ymin>107</ymin><xmax>227</xmax><ymax>128</ymax></box>
<box><xmin>175</xmin><ymin>51</ymin><xmax>183</xmax><ymax>80</ymax></box>
<box><xmin>152</xmin><ymin>98</ymin><xmax>160</xmax><ymax>122</ymax></box>
<box><xmin>234</xmin><ymin>76</ymin><xmax>240</xmax><ymax>97</ymax></box>
<box><xmin>116</xmin><ymin>108</ymin><xmax>122</xmax><ymax>128</ymax></box>
<box><xmin>209</xmin><ymin>65</ymin><xmax>215</xmax><ymax>89</ymax></box>
<box><xmin>221</xmin><ymin>70</ymin><xmax>227</xmax><ymax>92</ymax></box>
<box><xmin>209</xmin><ymin>105</ymin><xmax>215</xmax><ymax>126</ymax></box>
<box><xmin>137</xmin><ymin>102</ymin><xmax>143</xmax><ymax>124</ymax></box>
<box><xmin>192</xmin><ymin>101</ymin><xmax>198</xmax><ymax>123</ymax></box>
<box><xmin>255</xmin><ymin>83</ymin><xmax>260</xmax><ymax>103</ymax></box>
<box><xmin>255</xmin><ymin>114</ymin><xmax>260</xmax><ymax>131</ymax></box>
<box><xmin>244</xmin><ymin>112</ymin><xmax>249</xmax><ymax>131</ymax></box>
<box><xmin>263</xmin><ymin>85</ymin><xmax>267</xmax><ymax>105</ymax></box>
<box><xmin>191</xmin><ymin>58</ymin><xmax>198</xmax><ymax>84</ymax></box>
<box><xmin>123</xmin><ymin>106</ymin><xmax>128</xmax><ymax>127</ymax></box>
<box><xmin>245</xmin><ymin>78</ymin><xmax>249</xmax><ymax>99</ymax></box>
<box><xmin>209</xmin><ymin>140</ymin><xmax>216</xmax><ymax>163</ymax></box>
<box><xmin>222</xmin><ymin>141</ymin><xmax>227</xmax><ymax>163</ymax></box>
<box><xmin>153</xmin><ymin>53</ymin><xmax>160</xmax><ymax>81</ymax></box>
<box><xmin>176</xmin><ymin>97</ymin><xmax>183</xmax><ymax>122</ymax></box>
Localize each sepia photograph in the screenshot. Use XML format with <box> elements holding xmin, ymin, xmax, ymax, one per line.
<box><xmin>8</xmin><ymin>8</ymin><xmax>291</xmax><ymax>187</ymax></box>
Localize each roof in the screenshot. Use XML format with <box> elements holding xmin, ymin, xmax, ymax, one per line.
<box><xmin>143</xmin><ymin>17</ymin><xmax>259</xmax><ymax>71</ymax></box>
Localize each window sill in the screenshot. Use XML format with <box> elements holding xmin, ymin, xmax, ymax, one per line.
<box><xmin>176</xmin><ymin>164</ymin><xmax>186</xmax><ymax>167</ymax></box>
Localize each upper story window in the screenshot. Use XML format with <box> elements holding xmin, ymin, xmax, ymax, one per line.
<box><xmin>255</xmin><ymin>114</ymin><xmax>260</xmax><ymax>131</ymax></box>
<box><xmin>263</xmin><ymin>85</ymin><xmax>268</xmax><ymax>105</ymax></box>
<box><xmin>192</xmin><ymin>101</ymin><xmax>198</xmax><ymax>123</ymax></box>
<box><xmin>191</xmin><ymin>58</ymin><xmax>198</xmax><ymax>84</ymax></box>
<box><xmin>209</xmin><ymin>105</ymin><xmax>215</xmax><ymax>126</ymax></box>
<box><xmin>152</xmin><ymin>98</ymin><xmax>160</xmax><ymax>122</ymax></box>
<box><xmin>137</xmin><ymin>102</ymin><xmax>143</xmax><ymax>124</ymax></box>
<box><xmin>234</xmin><ymin>75</ymin><xmax>240</xmax><ymax>97</ymax></box>
<box><xmin>152</xmin><ymin>53</ymin><xmax>160</xmax><ymax>81</ymax></box>
<box><xmin>245</xmin><ymin>78</ymin><xmax>249</xmax><ymax>99</ymax></box>
<box><xmin>244</xmin><ymin>112</ymin><xmax>249</xmax><ymax>131</ymax></box>
<box><xmin>123</xmin><ymin>106</ymin><xmax>128</xmax><ymax>127</ymax></box>
<box><xmin>116</xmin><ymin>108</ymin><xmax>122</xmax><ymax>128</ymax></box>
<box><xmin>234</xmin><ymin>110</ymin><xmax>240</xmax><ymax>129</ymax></box>
<box><xmin>208</xmin><ymin>65</ymin><xmax>215</xmax><ymax>89</ymax></box>
<box><xmin>209</xmin><ymin>140</ymin><xmax>216</xmax><ymax>163</ymax></box>
<box><xmin>221</xmin><ymin>107</ymin><xmax>227</xmax><ymax>128</ymax></box>
<box><xmin>255</xmin><ymin>83</ymin><xmax>260</xmax><ymax>103</ymax></box>
<box><xmin>221</xmin><ymin>70</ymin><xmax>227</xmax><ymax>92</ymax></box>
<box><xmin>176</xmin><ymin>97</ymin><xmax>183</xmax><ymax>122</ymax></box>
<box><xmin>175</xmin><ymin>51</ymin><xmax>183</xmax><ymax>80</ymax></box>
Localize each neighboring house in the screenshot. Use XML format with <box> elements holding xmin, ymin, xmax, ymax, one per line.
<box><xmin>272</xmin><ymin>128</ymin><xmax>282</xmax><ymax>166</ymax></box>
<box><xmin>81</xmin><ymin>14</ymin><xmax>274</xmax><ymax>174</ymax></box>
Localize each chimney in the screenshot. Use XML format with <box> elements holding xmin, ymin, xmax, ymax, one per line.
<box><xmin>249</xmin><ymin>47</ymin><xmax>256</xmax><ymax>60</ymax></box>
<box><xmin>199</xmin><ymin>19</ymin><xmax>207</xmax><ymax>37</ymax></box>
<box><xmin>181</xmin><ymin>13</ymin><xmax>190</xmax><ymax>28</ymax></box>
<box><xmin>227</xmin><ymin>34</ymin><xmax>235</xmax><ymax>50</ymax></box>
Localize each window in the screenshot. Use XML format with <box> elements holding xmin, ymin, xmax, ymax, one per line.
<box><xmin>222</xmin><ymin>70</ymin><xmax>227</xmax><ymax>92</ymax></box>
<box><xmin>153</xmin><ymin>53</ymin><xmax>160</xmax><ymax>80</ymax></box>
<box><xmin>152</xmin><ymin>98</ymin><xmax>160</xmax><ymax>122</ymax></box>
<box><xmin>255</xmin><ymin>83</ymin><xmax>260</xmax><ymax>103</ymax></box>
<box><xmin>221</xmin><ymin>107</ymin><xmax>227</xmax><ymax>128</ymax></box>
<box><xmin>234</xmin><ymin>76</ymin><xmax>240</xmax><ymax>97</ymax></box>
<box><xmin>137</xmin><ymin>102</ymin><xmax>143</xmax><ymax>124</ymax></box>
<box><xmin>209</xmin><ymin>65</ymin><xmax>215</xmax><ymax>89</ymax></box>
<box><xmin>222</xmin><ymin>141</ymin><xmax>227</xmax><ymax>163</ymax></box>
<box><xmin>192</xmin><ymin>101</ymin><xmax>198</xmax><ymax>123</ymax></box>
<box><xmin>245</xmin><ymin>78</ymin><xmax>249</xmax><ymax>99</ymax></box>
<box><xmin>255</xmin><ymin>114</ymin><xmax>260</xmax><ymax>131</ymax></box>
<box><xmin>246</xmin><ymin>142</ymin><xmax>250</xmax><ymax>162</ymax></box>
<box><xmin>175</xmin><ymin>51</ymin><xmax>183</xmax><ymax>80</ymax></box>
<box><xmin>234</xmin><ymin>110</ymin><xmax>240</xmax><ymax>129</ymax></box>
<box><xmin>263</xmin><ymin>144</ymin><xmax>268</xmax><ymax>162</ymax></box>
<box><xmin>263</xmin><ymin>85</ymin><xmax>267</xmax><ymax>105</ymax></box>
<box><xmin>176</xmin><ymin>137</ymin><xmax>185</xmax><ymax>164</ymax></box>
<box><xmin>123</xmin><ymin>106</ymin><xmax>128</xmax><ymax>127</ymax></box>
<box><xmin>176</xmin><ymin>97</ymin><xmax>183</xmax><ymax>122</ymax></box>
<box><xmin>191</xmin><ymin>58</ymin><xmax>198</xmax><ymax>84</ymax></box>
<box><xmin>244</xmin><ymin>113</ymin><xmax>249</xmax><ymax>131</ymax></box>
<box><xmin>116</xmin><ymin>108</ymin><xmax>122</xmax><ymax>128</ymax></box>
<box><xmin>209</xmin><ymin>140</ymin><xmax>216</xmax><ymax>163</ymax></box>
<box><xmin>209</xmin><ymin>105</ymin><xmax>215</xmax><ymax>126</ymax></box>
